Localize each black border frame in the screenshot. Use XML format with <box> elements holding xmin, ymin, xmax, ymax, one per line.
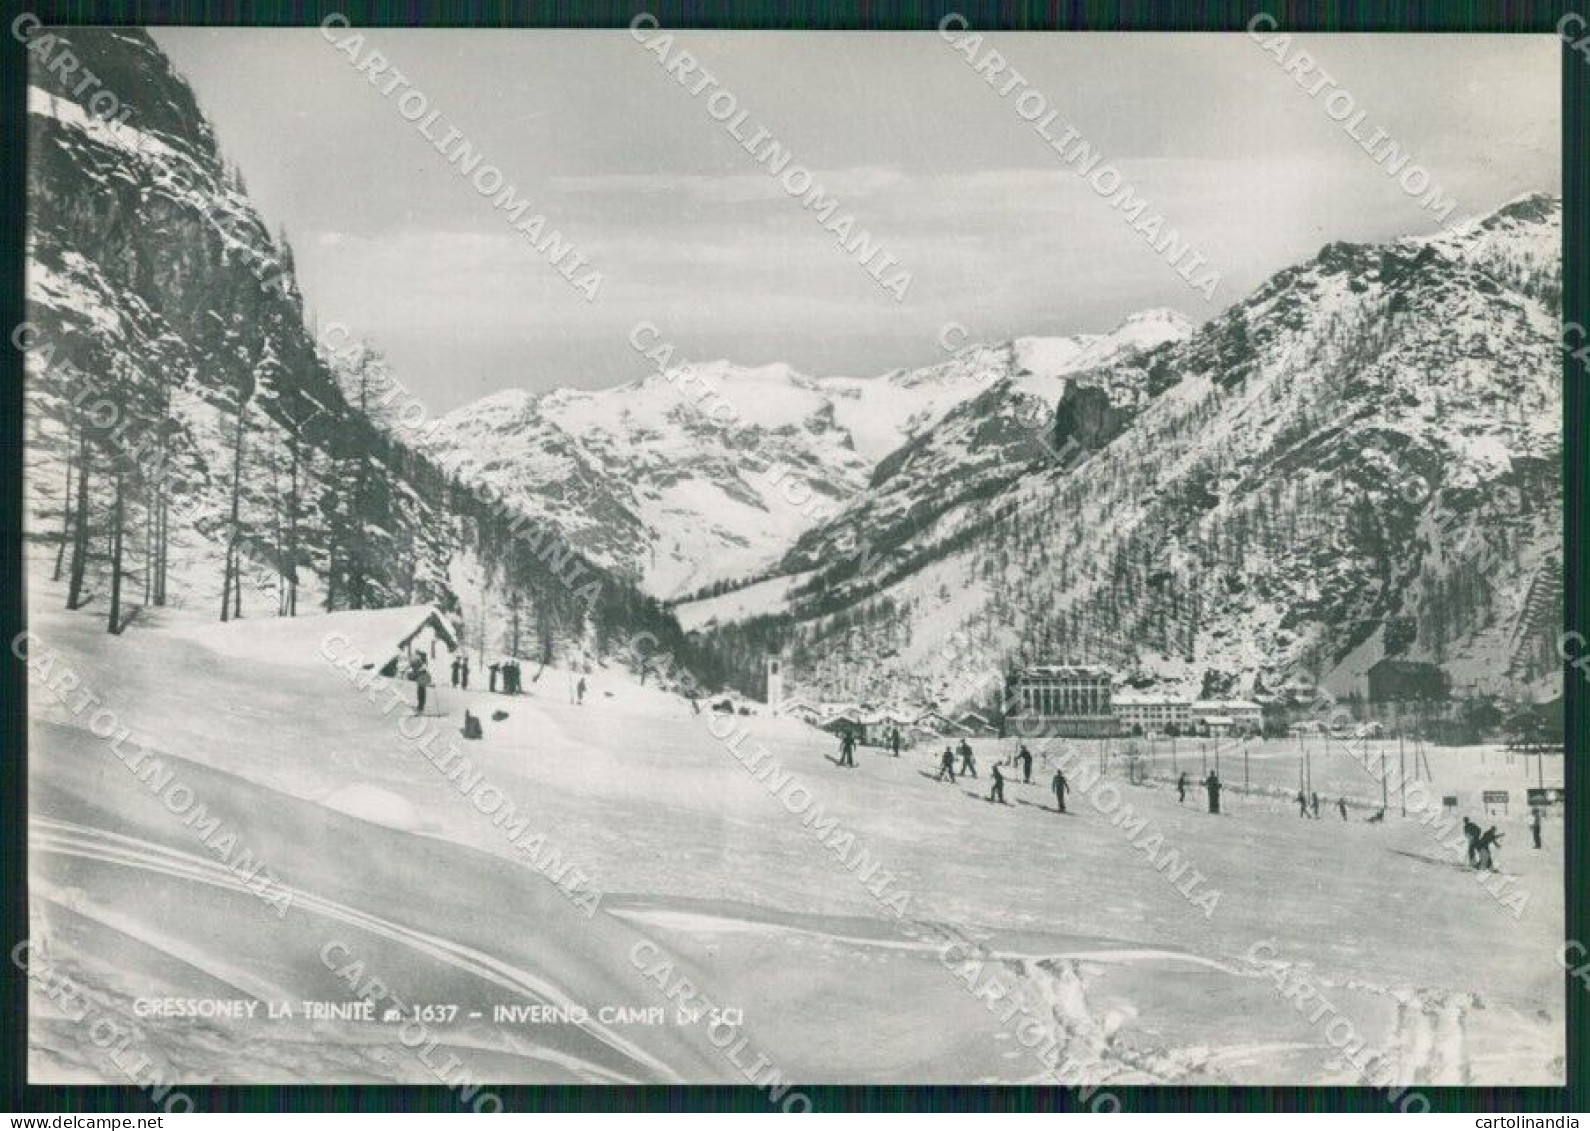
<box><xmin>1</xmin><ymin>0</ymin><xmax>1583</xmax><ymax>1114</ymax></box>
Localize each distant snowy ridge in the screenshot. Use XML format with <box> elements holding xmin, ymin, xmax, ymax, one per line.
<box><xmin>430</xmin><ymin>308</ymin><xmax>1196</xmax><ymax>599</ymax></box>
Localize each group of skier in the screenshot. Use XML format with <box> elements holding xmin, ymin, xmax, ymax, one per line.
<box><xmin>934</xmin><ymin>738</ymin><xmax>977</xmax><ymax>780</ymax></box>
<box><xmin>1171</xmin><ymin>770</ymin><xmax>1224</xmax><ymax>813</ymax></box>
<box><xmin>849</xmin><ymin>731</ymin><xmax>1230</xmax><ymax>816</ymax></box>
<box><xmin>449</xmin><ymin>655</ymin><xmax>471</xmax><ymax>689</ymax></box>
<box><xmin>1291</xmin><ymin>790</ymin><xmax>1351</xmax><ymax>821</ymax></box>
<box><xmin>829</xmin><ymin>731</ymin><xmax>1539</xmax><ymax>872</ymax></box>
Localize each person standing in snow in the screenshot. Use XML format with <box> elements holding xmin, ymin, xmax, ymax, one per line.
<box><xmin>1052</xmin><ymin>767</ymin><xmax>1069</xmax><ymax>813</ymax></box>
<box><xmin>936</xmin><ymin>747</ymin><xmax>957</xmax><ymax>782</ymax></box>
<box><xmin>1177</xmin><ymin>772</ymin><xmax>1189</xmax><ymax>805</ymax></box>
<box><xmin>838</xmin><ymin>728</ymin><xmax>857</xmax><ymax>767</ymax></box>
<box><xmin>1310</xmin><ymin>792</ymin><xmax>1321</xmax><ymax>820</ymax></box>
<box><xmin>1531</xmin><ymin>808</ymin><xmax>1543</xmax><ymax>850</ymax></box>
<box><xmin>489</xmin><ymin>662</ymin><xmax>501</xmax><ymax>694</ymax></box>
<box><xmin>450</xmin><ymin>657</ymin><xmax>461</xmax><ymax>688</ymax></box>
<box><xmin>1206</xmin><ymin>771</ymin><xmax>1222</xmax><ymax>814</ymax></box>
<box><xmin>460</xmin><ymin>656</ymin><xmax>470</xmax><ymax>690</ymax></box>
<box><xmin>1477</xmin><ymin>826</ymin><xmax>1503</xmax><ymax>871</ymax></box>
<box><xmin>890</xmin><ymin>726</ymin><xmax>902</xmax><ymax>757</ymax></box>
<box><xmin>1016</xmin><ymin>744</ymin><xmax>1033</xmax><ymax>784</ymax></box>
<box><xmin>414</xmin><ymin>664</ymin><xmax>433</xmax><ymax>716</ymax></box>
<box><xmin>958</xmin><ymin>739</ymin><xmax>977</xmax><ymax>779</ymax></box>
<box><xmin>988</xmin><ymin>764</ymin><xmax>1007</xmax><ymax>805</ymax></box>
<box><xmin>1463</xmin><ymin>817</ymin><xmax>1482</xmax><ymax>866</ymax></box>
<box><xmin>1338</xmin><ymin>797</ymin><xmax>1348</xmax><ymax>821</ymax></box>
<box><xmin>577</xmin><ymin>676</ymin><xmax>587</xmax><ymax>705</ymax></box>
<box><xmin>1296</xmin><ymin>790</ymin><xmax>1310</xmax><ymax>818</ymax></box>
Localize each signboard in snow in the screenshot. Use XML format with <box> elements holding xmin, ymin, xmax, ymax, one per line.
<box><xmin>1527</xmin><ymin>788</ymin><xmax>1564</xmax><ymax>809</ymax></box>
<box><xmin>1442</xmin><ymin>795</ymin><xmax>1459</xmax><ymax>809</ymax></box>
<box><xmin>1483</xmin><ymin>790</ymin><xmax>1510</xmax><ymax>815</ymax></box>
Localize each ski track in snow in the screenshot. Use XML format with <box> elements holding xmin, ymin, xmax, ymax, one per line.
<box><xmin>30</xmin><ymin>816</ymin><xmax>678</xmax><ymax>1084</ymax></box>
<box><xmin>1363</xmin><ymin>986</ymin><xmax>1474</xmax><ymax>1086</ymax></box>
<box><xmin>612</xmin><ymin>900</ymin><xmax>1245</xmax><ymax>1083</ymax></box>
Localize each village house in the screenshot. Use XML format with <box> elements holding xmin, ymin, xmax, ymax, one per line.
<box><xmin>177</xmin><ymin>603</ymin><xmax>460</xmax><ymax>680</ymax></box>
<box><xmin>912</xmin><ymin>708</ymin><xmax>961</xmax><ymax>735</ymax></box>
<box><xmin>1189</xmin><ymin>699</ymin><xmax>1264</xmax><ymax>736</ymax></box>
<box><xmin>1112</xmin><ymin>691</ymin><xmax>1192</xmax><ymax>734</ymax></box>
<box><xmin>955</xmin><ymin>709</ymin><xmax>995</xmax><ymax>735</ymax></box>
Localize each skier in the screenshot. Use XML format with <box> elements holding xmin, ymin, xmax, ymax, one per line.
<box><xmin>488</xmin><ymin>662</ymin><xmax>501</xmax><ymax>694</ymax></box>
<box><xmin>958</xmin><ymin>739</ymin><xmax>977</xmax><ymax>779</ymax></box>
<box><xmin>1338</xmin><ymin>797</ymin><xmax>1348</xmax><ymax>821</ymax></box>
<box><xmin>1531</xmin><ymin>808</ymin><xmax>1543</xmax><ymax>850</ymax></box>
<box><xmin>1052</xmin><ymin>767</ymin><xmax>1069</xmax><ymax>813</ymax></box>
<box><xmin>1016</xmin><ymin>744</ymin><xmax>1033</xmax><ymax>784</ymax></box>
<box><xmin>1477</xmin><ymin>826</ymin><xmax>1503</xmax><ymax>871</ymax></box>
<box><xmin>988</xmin><ymin>763</ymin><xmax>1007</xmax><ymax>805</ymax></box>
<box><xmin>936</xmin><ymin>747</ymin><xmax>957</xmax><ymax>783</ymax></box>
<box><xmin>1297</xmin><ymin>790</ymin><xmax>1310</xmax><ymax>818</ymax></box>
<box><xmin>1463</xmin><ymin>817</ymin><xmax>1482</xmax><ymax>867</ymax></box>
<box><xmin>1310</xmin><ymin>792</ymin><xmax>1321</xmax><ymax>820</ymax></box>
<box><xmin>577</xmin><ymin>676</ymin><xmax>587</xmax><ymax>705</ymax></box>
<box><xmin>1205</xmin><ymin>771</ymin><xmax>1222</xmax><ymax>815</ymax></box>
<box><xmin>1177</xmin><ymin>772</ymin><xmax>1188</xmax><ymax>805</ymax></box>
<box><xmin>839</xmin><ymin>728</ymin><xmax>857</xmax><ymax>768</ymax></box>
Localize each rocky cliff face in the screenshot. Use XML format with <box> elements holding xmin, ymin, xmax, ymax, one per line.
<box><xmin>23</xmin><ymin>28</ymin><xmax>689</xmax><ymax>666</ymax></box>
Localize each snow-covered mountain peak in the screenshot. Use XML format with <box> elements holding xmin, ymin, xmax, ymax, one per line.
<box><xmin>430</xmin><ymin>305</ymin><xmax>1193</xmax><ymax>595</ymax></box>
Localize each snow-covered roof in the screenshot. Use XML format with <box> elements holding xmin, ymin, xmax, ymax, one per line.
<box><xmin>1192</xmin><ymin>699</ymin><xmax>1262</xmax><ymax>712</ymax></box>
<box><xmin>1015</xmin><ymin>665</ymin><xmax>1113</xmax><ymax>679</ymax></box>
<box><xmin>173</xmin><ymin>604</ymin><xmax>457</xmax><ymax>673</ymax></box>
<box><xmin>1114</xmin><ymin>692</ymin><xmax>1191</xmax><ymax>707</ymax></box>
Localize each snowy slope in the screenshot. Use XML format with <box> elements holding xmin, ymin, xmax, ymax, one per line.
<box><xmin>27</xmin><ymin>590</ymin><xmax>1564</xmax><ymax>1085</ymax></box>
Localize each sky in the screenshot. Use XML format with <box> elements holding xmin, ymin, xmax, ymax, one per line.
<box><xmin>150</xmin><ymin>28</ymin><xmax>1561</xmax><ymax>413</ymax></box>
